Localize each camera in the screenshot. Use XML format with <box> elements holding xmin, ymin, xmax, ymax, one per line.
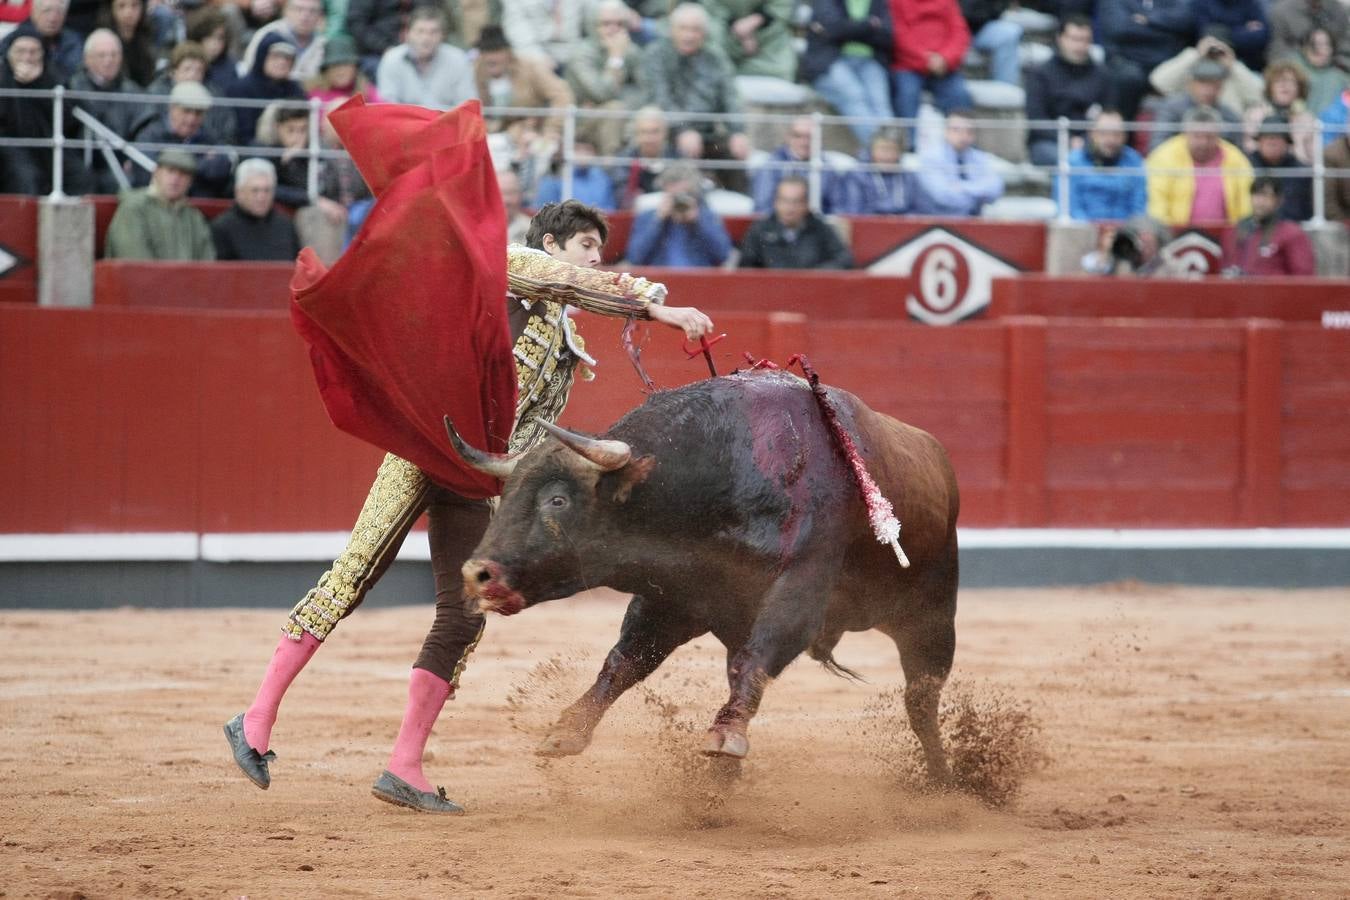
<box><xmin>671</xmin><ymin>192</ymin><xmax>696</xmax><ymax>214</ymax></box>
<box><xmin>1110</xmin><ymin>227</ymin><xmax>1144</xmax><ymax>270</ymax></box>
<box><xmin>1205</xmin><ymin>44</ymin><xmax>1227</xmax><ymax>59</ymax></box>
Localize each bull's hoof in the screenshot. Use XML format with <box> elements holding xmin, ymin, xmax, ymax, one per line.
<box><xmin>701</xmin><ymin>728</ymin><xmax>749</xmax><ymax>759</ymax></box>
<box><xmin>536</xmin><ymin>727</ymin><xmax>591</xmax><ymax>758</ymax></box>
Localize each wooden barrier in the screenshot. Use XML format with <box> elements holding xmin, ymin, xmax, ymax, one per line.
<box><xmin>990</xmin><ymin>275</ymin><xmax>1350</xmax><ymax>321</ymax></box>
<box><xmin>3</xmin><ymin>305</ymin><xmax>1347</xmax><ymax>533</ymax></box>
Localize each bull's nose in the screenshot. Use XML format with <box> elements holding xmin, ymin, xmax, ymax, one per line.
<box><xmin>462</xmin><ymin>558</ymin><xmax>501</xmax><ymax>591</ymax></box>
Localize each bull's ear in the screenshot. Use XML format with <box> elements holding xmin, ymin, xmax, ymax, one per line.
<box><xmin>605</xmin><ymin>455</ymin><xmax>657</xmax><ymax>503</ymax></box>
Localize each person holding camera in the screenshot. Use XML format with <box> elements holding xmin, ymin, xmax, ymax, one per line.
<box><xmin>1148</xmin><ymin>56</ymin><xmax>1246</xmax><ymax>151</ymax></box>
<box><xmin>1150</xmin><ymin>25</ymin><xmax>1265</xmax><ymax>122</ymax></box>
<box><xmin>625</xmin><ymin>161</ymin><xmax>734</xmax><ymax>267</ymax></box>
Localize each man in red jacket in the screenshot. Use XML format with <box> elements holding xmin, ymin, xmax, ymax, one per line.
<box><xmin>887</xmin><ymin>0</ymin><xmax>974</xmax><ymax>129</ymax></box>
<box><xmin>1221</xmin><ymin>176</ymin><xmax>1317</xmax><ymax>276</ymax></box>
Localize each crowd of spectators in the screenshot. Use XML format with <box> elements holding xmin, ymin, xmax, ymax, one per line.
<box><xmin>2</xmin><ymin>0</ymin><xmax>1348</xmax><ymax>276</ymax></box>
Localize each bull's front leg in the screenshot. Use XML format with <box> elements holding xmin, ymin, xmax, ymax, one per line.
<box><xmin>538</xmin><ymin>594</ymin><xmax>706</xmax><ymax>757</ymax></box>
<box><xmin>704</xmin><ymin>556</ymin><xmax>839</xmax><ymax>759</ymax></box>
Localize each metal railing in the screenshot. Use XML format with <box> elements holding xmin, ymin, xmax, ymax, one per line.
<box><xmin>2</xmin><ymin>86</ymin><xmax>1346</xmax><ymax>227</ymax></box>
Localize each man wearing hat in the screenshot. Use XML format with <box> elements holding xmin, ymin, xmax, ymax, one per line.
<box><xmin>130</xmin><ymin>80</ymin><xmax>236</xmax><ymax>198</ymax></box>
<box><xmin>1248</xmin><ymin>114</ymin><xmax>1313</xmax><ymax>221</ymax></box>
<box><xmin>1148</xmin><ymin>56</ymin><xmax>1245</xmax><ymax>151</ymax></box>
<box><xmin>239</xmin><ymin>0</ymin><xmax>326</xmax><ymax>82</ymax></box>
<box><xmin>1150</xmin><ymin>25</ymin><xmax>1264</xmax><ymax>115</ymax></box>
<box><xmin>104</xmin><ymin>149</ymin><xmax>216</xmax><ymax>260</ymax></box>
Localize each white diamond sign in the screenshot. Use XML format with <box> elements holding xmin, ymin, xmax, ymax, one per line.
<box><xmin>0</xmin><ymin>245</ymin><xmax>17</xmax><ymax>278</ymax></box>
<box><xmin>867</xmin><ymin>226</ymin><xmax>1019</xmax><ymax>325</ymax></box>
<box><xmin>1160</xmin><ymin>230</ymin><xmax>1222</xmax><ymax>276</ymax></box>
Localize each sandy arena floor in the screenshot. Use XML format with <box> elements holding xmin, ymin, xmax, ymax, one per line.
<box><xmin>2</xmin><ymin>586</ymin><xmax>1348</xmax><ymax>898</ymax></box>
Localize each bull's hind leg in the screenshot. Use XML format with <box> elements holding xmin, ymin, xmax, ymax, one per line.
<box><xmin>538</xmin><ymin>594</ymin><xmax>706</xmax><ymax>757</ymax></box>
<box><xmin>704</xmin><ymin>556</ymin><xmax>839</xmax><ymax>759</ymax></box>
<box><xmin>882</xmin><ymin>542</ymin><xmax>958</xmax><ymax>784</ymax></box>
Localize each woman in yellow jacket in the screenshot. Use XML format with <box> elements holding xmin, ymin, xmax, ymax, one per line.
<box><xmin>1146</xmin><ymin>107</ymin><xmax>1254</xmax><ymax>226</ymax></box>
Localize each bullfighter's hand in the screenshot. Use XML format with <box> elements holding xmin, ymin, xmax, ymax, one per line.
<box><xmin>650</xmin><ymin>304</ymin><xmax>714</xmax><ymax>340</ymax></box>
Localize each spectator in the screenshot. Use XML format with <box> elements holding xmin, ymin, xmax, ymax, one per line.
<box><xmin>1148</xmin><ymin>58</ymin><xmax>1244</xmax><ymax>152</ymax></box>
<box><xmin>143</xmin><ymin>40</ymin><xmax>239</xmax><ymax>144</ymax></box>
<box><xmin>104</xmin><ymin>149</ymin><xmax>215</xmax><ymax>259</ymax></box>
<box><xmin>308</xmin><ymin>34</ymin><xmax>380</xmax><ymax>107</ymax></box>
<box><xmin>239</xmin><ymin>0</ymin><xmax>324</xmax><ymax>83</ymax></box>
<box><xmin>1320</xmin><ymin>88</ymin><xmax>1350</xmax><ymax>146</ymax></box>
<box><xmin>377</xmin><ymin>6</ymin><xmax>474</xmax><ymax>110</ymax></box>
<box><xmin>0</xmin><ymin>27</ymin><xmax>89</xmax><ymax>194</ymax></box>
<box><xmin>94</xmin><ymin>0</ymin><xmax>155</xmax><ymax>87</ymax></box>
<box><xmin>800</xmin><ymin>0</ymin><xmax>893</xmax><ymax>146</ymax></box>
<box><xmin>611</xmin><ymin>105</ymin><xmax>674</xmax><ymax>208</ymax></box>
<box><xmin>838</xmin><ymin>128</ymin><xmax>913</xmax><ymax>214</ymax></box>
<box><xmin>1324</xmin><ymin>114</ymin><xmax>1350</xmax><ymax>220</ymax></box>
<box><xmin>1024</xmin><ymin>14</ymin><xmax>1110</xmax><ymax>168</ymax></box>
<box><xmin>1146</xmin><ymin>106</ymin><xmax>1253</xmax><ymax>227</ymax></box>
<box><xmin>739</xmin><ymin>176</ymin><xmax>853</xmax><ymax>269</ymax></box>
<box><xmin>211</xmin><ymin>157</ymin><xmax>301</xmax><ymax>260</ymax></box>
<box><xmin>227</xmin><ymin>33</ymin><xmax>304</xmax><ymax>143</ymax></box>
<box><xmin>1098</xmin><ymin>0</ymin><xmax>1197</xmax><ymax>122</ymax></box>
<box><xmin>565</xmin><ymin>0</ymin><xmax>645</xmax><ymax>155</ymax></box>
<box><xmin>474</xmin><ymin>25</ymin><xmax>572</xmax><ymax>141</ymax></box>
<box><xmin>186</xmin><ymin>7</ymin><xmax>240</xmax><ymax>95</ymax></box>
<box><xmin>912</xmin><ymin>110</ymin><xmax>1004</xmax><ymax>216</ymax></box>
<box><xmin>501</xmin><ymin>0</ymin><xmax>590</xmax><ymax>70</ymax></box>
<box><xmin>640</xmin><ymin>3</ymin><xmax>750</xmax><ymax>193</ymax></box>
<box><xmin>703</xmin><ymin>0</ymin><xmax>797</xmax><ymax>81</ymax></box>
<box><xmin>232</xmin><ymin>0</ymin><xmax>281</xmax><ymax>59</ymax></box>
<box><xmin>535</xmin><ymin>140</ymin><xmax>617</xmax><ymax>210</ymax></box>
<box><xmin>1080</xmin><ymin>216</ymin><xmax>1189</xmax><ymax>276</ymax></box>
<box><xmin>1062</xmin><ymin>108</ymin><xmax>1148</xmax><ymax>222</ymax></box>
<box><xmin>887</xmin><ymin>0</ymin><xmax>974</xmax><ymax>126</ymax></box>
<box><xmin>1221</xmin><ymin>176</ymin><xmax>1316</xmax><ymax>275</ymax></box>
<box><xmin>498</xmin><ymin>168</ymin><xmax>532</xmax><ymax>245</ymax></box>
<box><xmin>68</xmin><ymin>28</ymin><xmax>146</xmax><ymax>192</ymax></box>
<box><xmin>1297</xmin><ymin>29</ymin><xmax>1350</xmax><ymax>115</ymax></box>
<box><xmin>130</xmin><ymin>81</ymin><xmax>234</xmax><ymax>197</ymax></box>
<box><xmin>750</xmin><ymin>115</ymin><xmax>847</xmax><ymax>214</ymax></box>
<box><xmin>626</xmin><ymin>161</ymin><xmax>734</xmax><ymax>267</ymax></box>
<box><xmin>344</xmin><ymin>0</ymin><xmax>410</xmax><ymax>76</ymax></box>
<box><xmin>0</xmin><ymin>0</ymin><xmax>82</xmax><ymax>82</ymax></box>
<box><xmin>958</xmin><ymin>0</ymin><xmax>1023</xmax><ymax>86</ymax></box>
<box><xmin>1149</xmin><ymin>25</ymin><xmax>1265</xmax><ymax>120</ymax></box>
<box><xmin>253</xmin><ymin>103</ymin><xmax>311</xmax><ymax>206</ymax></box>
<box><xmin>1247</xmin><ymin>114</ymin><xmax>1312</xmax><ymax>221</ymax></box>
<box><xmin>1245</xmin><ymin>60</ymin><xmax>1317</xmax><ymax>163</ymax></box>
<box><xmin>1270</xmin><ymin>0</ymin><xmax>1350</xmax><ymax>73</ymax></box>
<box><xmin>1193</xmin><ymin>0</ymin><xmax>1270</xmax><ymax>72</ymax></box>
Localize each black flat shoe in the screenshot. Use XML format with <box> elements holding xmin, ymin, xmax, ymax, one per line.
<box><xmin>371</xmin><ymin>770</ymin><xmax>465</xmax><ymax>815</ymax></box>
<box><xmin>223</xmin><ymin>712</ymin><xmax>275</xmax><ymax>790</ymax></box>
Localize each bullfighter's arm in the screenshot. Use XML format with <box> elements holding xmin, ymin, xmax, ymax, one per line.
<box><xmin>506</xmin><ymin>244</ymin><xmax>666</xmax><ymax>318</ymax></box>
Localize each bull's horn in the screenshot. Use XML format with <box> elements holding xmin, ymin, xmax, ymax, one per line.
<box><xmin>539</xmin><ymin>421</ymin><xmax>632</xmax><ymax>471</ymax></box>
<box><xmin>444</xmin><ymin>416</ymin><xmax>521</xmax><ymax>479</ymax></box>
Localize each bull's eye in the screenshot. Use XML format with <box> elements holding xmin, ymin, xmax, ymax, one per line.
<box><xmin>547</xmin><ymin>495</ymin><xmax>568</xmax><ymax>509</ymax></box>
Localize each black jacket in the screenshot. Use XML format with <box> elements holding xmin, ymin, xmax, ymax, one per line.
<box><xmin>800</xmin><ymin>0</ymin><xmax>893</xmax><ymax>84</ymax></box>
<box><xmin>1248</xmin><ymin>149</ymin><xmax>1313</xmax><ymax>223</ymax></box>
<box><xmin>738</xmin><ymin>213</ymin><xmax>853</xmax><ymax>270</ymax></box>
<box><xmin>210</xmin><ymin>203</ymin><xmax>301</xmax><ymax>261</ymax></box>
<box><xmin>1023</xmin><ymin>52</ymin><xmax>1111</xmax><ymax>146</ymax></box>
<box><xmin>345</xmin><ymin>0</ymin><xmax>412</xmax><ymax>58</ymax></box>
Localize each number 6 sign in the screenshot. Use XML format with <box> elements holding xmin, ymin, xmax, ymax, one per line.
<box><xmin>867</xmin><ymin>226</ymin><xmax>1020</xmax><ymax>325</ymax></box>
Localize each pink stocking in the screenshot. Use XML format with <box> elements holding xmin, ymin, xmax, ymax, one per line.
<box><xmin>385</xmin><ymin>667</ymin><xmax>453</xmax><ymax>793</ymax></box>
<box><xmin>242</xmin><ymin>633</ymin><xmax>321</xmax><ymax>753</ymax></box>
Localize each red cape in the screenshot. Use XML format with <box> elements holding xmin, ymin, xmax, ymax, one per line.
<box><xmin>289</xmin><ymin>97</ymin><xmax>515</xmax><ymax>498</ymax></box>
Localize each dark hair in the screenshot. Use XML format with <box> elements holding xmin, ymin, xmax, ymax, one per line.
<box><xmin>408</xmin><ymin>4</ymin><xmax>446</xmax><ymax>30</ymax></box>
<box><xmin>1059</xmin><ymin>14</ymin><xmax>1092</xmax><ymax>35</ymax></box>
<box><xmin>170</xmin><ymin>40</ymin><xmax>209</xmax><ymax>69</ymax></box>
<box><xmin>275</xmin><ymin>106</ymin><xmax>309</xmax><ymax>125</ymax></box>
<box><xmin>525</xmin><ymin>200</ymin><xmax>609</xmax><ymax>250</ymax></box>
<box><xmin>477</xmin><ymin>23</ymin><xmax>511</xmax><ymax>53</ymax></box>
<box><xmin>1251</xmin><ymin>175</ymin><xmax>1284</xmax><ymax>196</ymax></box>
<box><xmin>775</xmin><ymin>175</ymin><xmax>809</xmax><ymax>197</ymax></box>
<box><xmin>185</xmin><ymin>7</ymin><xmax>230</xmax><ymax>45</ymax></box>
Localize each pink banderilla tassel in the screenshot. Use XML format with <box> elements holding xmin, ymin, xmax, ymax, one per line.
<box><xmin>788</xmin><ymin>354</ymin><xmax>910</xmax><ymax>568</ymax></box>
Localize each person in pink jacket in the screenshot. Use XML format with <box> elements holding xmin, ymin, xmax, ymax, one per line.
<box><xmin>887</xmin><ymin>0</ymin><xmax>973</xmax><ymax>128</ymax></box>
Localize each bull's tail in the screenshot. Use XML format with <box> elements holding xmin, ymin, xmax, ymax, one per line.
<box><xmin>813</xmin><ymin>650</ymin><xmax>866</xmax><ymax>683</ymax></box>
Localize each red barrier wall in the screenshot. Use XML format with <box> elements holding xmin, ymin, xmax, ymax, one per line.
<box><xmin>3</xmin><ymin>305</ymin><xmax>1347</xmax><ymax>533</ymax></box>
<box><xmin>991</xmin><ymin>275</ymin><xmax>1350</xmax><ymax>322</ymax></box>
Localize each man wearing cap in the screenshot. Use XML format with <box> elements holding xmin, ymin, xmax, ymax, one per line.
<box><xmin>1248</xmin><ymin>114</ymin><xmax>1312</xmax><ymax>221</ymax></box>
<box><xmin>1150</xmin><ymin>25</ymin><xmax>1264</xmax><ymax>115</ymax></box>
<box><xmin>239</xmin><ymin>0</ymin><xmax>326</xmax><ymax>82</ymax></box>
<box><xmin>105</xmin><ymin>149</ymin><xmax>216</xmax><ymax>260</ymax></box>
<box><xmin>130</xmin><ymin>80</ymin><xmax>235</xmax><ymax>198</ymax></box>
<box><xmin>1148</xmin><ymin>56</ymin><xmax>1245</xmax><ymax>151</ymax></box>
<box><xmin>375</xmin><ymin>5</ymin><xmax>476</xmax><ymax>110</ymax></box>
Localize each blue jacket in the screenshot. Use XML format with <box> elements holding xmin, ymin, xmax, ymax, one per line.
<box><xmin>1098</xmin><ymin>0</ymin><xmax>1196</xmax><ymax>71</ymax></box>
<box><xmin>626</xmin><ymin>205</ymin><xmax>733</xmax><ymax>267</ymax></box>
<box><xmin>836</xmin><ymin>153</ymin><xmax>913</xmax><ymax>214</ymax></box>
<box><xmin>534</xmin><ymin>166</ymin><xmax>617</xmax><ymax>211</ymax></box>
<box><xmin>750</xmin><ymin>146</ymin><xmax>848</xmax><ymax>213</ymax></box>
<box><xmin>1193</xmin><ymin>0</ymin><xmax>1269</xmax><ymax>72</ymax></box>
<box><xmin>911</xmin><ymin>142</ymin><xmax>1003</xmax><ymax>216</ymax></box>
<box><xmin>1321</xmin><ymin>91</ymin><xmax>1350</xmax><ymax>145</ymax></box>
<box><xmin>1059</xmin><ymin>144</ymin><xmax>1147</xmax><ymax>222</ymax></box>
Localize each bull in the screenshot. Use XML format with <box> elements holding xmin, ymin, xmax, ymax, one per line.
<box><xmin>449</xmin><ymin>369</ymin><xmax>959</xmax><ymax>781</ymax></box>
